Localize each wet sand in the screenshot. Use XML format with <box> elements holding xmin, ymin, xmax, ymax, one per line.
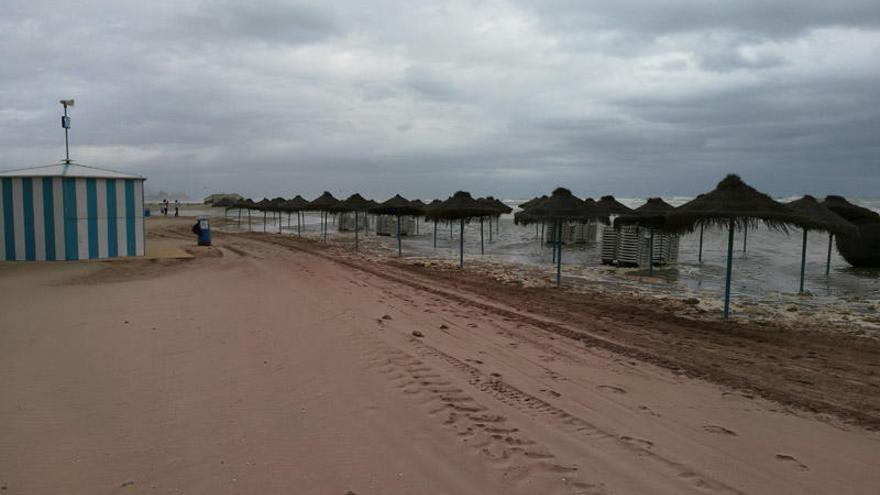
<box><xmin>1</xmin><ymin>217</ymin><xmax>878</xmax><ymax>494</ymax></box>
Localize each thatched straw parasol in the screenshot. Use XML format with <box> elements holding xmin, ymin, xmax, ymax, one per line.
<box><xmin>410</xmin><ymin>199</ymin><xmax>426</xmax><ymax>234</ymax></box>
<box><xmin>514</xmin><ymin>187</ymin><xmax>609</xmax><ymax>286</ymax></box>
<box><xmin>614</xmin><ymin>198</ymin><xmax>676</xmax><ymax>276</ymax></box>
<box><xmin>597</xmin><ymin>195</ymin><xmax>632</xmax><ymax>215</ymax></box>
<box><xmin>254</xmin><ymin>198</ymin><xmax>272</xmax><ymax>232</ymax></box>
<box><xmin>518</xmin><ymin>195</ymin><xmax>547</xmax><ymax>211</ymax></box>
<box><xmin>370</xmin><ymin>195</ymin><xmax>422</xmax><ymax>256</ymax></box>
<box><xmin>281</xmin><ymin>195</ymin><xmax>310</xmax><ymax>236</ymax></box>
<box><xmin>305</xmin><ymin>192</ymin><xmax>340</xmax><ymax>241</ymax></box>
<box><xmin>426</xmin><ymin>191</ymin><xmax>497</xmax><ymax>267</ymax></box>
<box><xmin>232</xmin><ymin>198</ymin><xmax>256</xmax><ymax>230</ymax></box>
<box><xmin>665</xmin><ymin>174</ymin><xmax>807</xmax><ymax>318</ymax></box>
<box><xmin>787</xmin><ymin>195</ymin><xmax>856</xmax><ymax>291</ymax></box>
<box><xmin>330</xmin><ymin>193</ymin><xmax>373</xmax><ymax>251</ymax></box>
<box><xmin>822</xmin><ymin>196</ymin><xmax>880</xmax><ymax>268</ymax></box>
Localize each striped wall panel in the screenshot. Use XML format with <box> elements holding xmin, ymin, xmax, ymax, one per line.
<box><xmin>0</xmin><ymin>177</ymin><xmax>145</xmax><ymax>261</ymax></box>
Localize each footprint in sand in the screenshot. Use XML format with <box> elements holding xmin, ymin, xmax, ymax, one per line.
<box><xmin>620</xmin><ymin>436</ymin><xmax>654</xmax><ymax>449</ymax></box>
<box><xmin>775</xmin><ymin>454</ymin><xmax>809</xmax><ymax>471</ymax></box>
<box><xmin>703</xmin><ymin>425</ymin><xmax>738</xmax><ymax>436</ymax></box>
<box><xmin>598</xmin><ymin>385</ymin><xmax>627</xmax><ymax>394</ymax></box>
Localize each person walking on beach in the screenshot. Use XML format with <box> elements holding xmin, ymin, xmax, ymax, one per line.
<box><xmin>163</xmin><ymin>199</ymin><xmax>169</xmax><ymax>216</ymax></box>
<box><xmin>174</xmin><ymin>199</ymin><xmax>180</xmax><ymax>217</ymax></box>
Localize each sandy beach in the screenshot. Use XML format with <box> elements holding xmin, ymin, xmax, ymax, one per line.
<box><xmin>1</xmin><ymin>217</ymin><xmax>879</xmax><ymax>494</ymax></box>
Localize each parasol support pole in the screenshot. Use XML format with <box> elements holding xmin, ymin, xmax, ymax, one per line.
<box><xmin>742</xmin><ymin>226</ymin><xmax>748</xmax><ymax>253</ymax></box>
<box><xmin>698</xmin><ymin>224</ymin><xmax>704</xmax><ymax>262</ymax></box>
<box><xmin>248</xmin><ymin>209</ymin><xmax>251</xmax><ymax>231</ymax></box>
<box><xmin>459</xmin><ymin>218</ymin><xmax>465</xmax><ymax>268</ymax></box>
<box><xmin>826</xmin><ymin>233</ymin><xmax>833</xmax><ymax>276</ymax></box>
<box><xmin>433</xmin><ymin>220</ymin><xmax>437</xmax><ymax>248</ymax></box>
<box><xmin>396</xmin><ymin>215</ymin><xmax>402</xmax><ymax>257</ymax></box>
<box><xmin>799</xmin><ymin>229</ymin><xmax>808</xmax><ymax>293</ymax></box>
<box><xmin>488</xmin><ymin>217</ymin><xmax>492</xmax><ymax>242</ymax></box>
<box><xmin>556</xmin><ymin>220</ymin><xmax>562</xmax><ymax>287</ymax></box>
<box><xmin>480</xmin><ymin>217</ymin><xmax>484</xmax><ymax>255</ymax></box>
<box><xmin>355</xmin><ymin>211</ymin><xmax>359</xmax><ymax>252</ymax></box>
<box><xmin>723</xmin><ymin>219</ymin><xmax>735</xmax><ymax>319</ymax></box>
<box><xmin>648</xmin><ymin>227</ymin><xmax>655</xmax><ymax>276</ymax></box>
<box><xmin>541</xmin><ymin>222</ymin><xmax>545</xmax><ymax>245</ymax></box>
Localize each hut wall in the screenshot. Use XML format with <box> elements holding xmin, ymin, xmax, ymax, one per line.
<box><xmin>376</xmin><ymin>215</ymin><xmax>415</xmax><ymax>236</ymax></box>
<box><xmin>0</xmin><ymin>177</ymin><xmax>145</xmax><ymax>261</ymax></box>
<box><xmin>338</xmin><ymin>212</ymin><xmax>370</xmax><ymax>232</ymax></box>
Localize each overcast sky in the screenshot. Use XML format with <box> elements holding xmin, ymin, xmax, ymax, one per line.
<box><xmin>1</xmin><ymin>1</ymin><xmax>878</xmax><ymax>200</ymax></box>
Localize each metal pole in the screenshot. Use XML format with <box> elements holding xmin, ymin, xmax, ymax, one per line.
<box><xmin>433</xmin><ymin>220</ymin><xmax>437</xmax><ymax>248</ymax></box>
<box><xmin>63</xmin><ymin>104</ymin><xmax>70</xmax><ymax>164</ymax></box>
<box><xmin>355</xmin><ymin>212</ymin><xmax>359</xmax><ymax>251</ymax></box>
<box><xmin>541</xmin><ymin>222</ymin><xmax>545</xmax><ymax>245</ymax></box>
<box><xmin>263</xmin><ymin>211</ymin><xmax>267</xmax><ymax>232</ymax></box>
<box><xmin>459</xmin><ymin>218</ymin><xmax>465</xmax><ymax>268</ymax></box>
<box><xmin>698</xmin><ymin>224</ymin><xmax>704</xmax><ymax>262</ymax></box>
<box><xmin>480</xmin><ymin>217</ymin><xmax>484</xmax><ymax>255</ymax></box>
<box><xmin>556</xmin><ymin>220</ymin><xmax>562</xmax><ymax>287</ymax></box>
<box><xmin>723</xmin><ymin>219</ymin><xmax>735</xmax><ymax>319</ymax></box>
<box><xmin>799</xmin><ymin>229</ymin><xmax>808</xmax><ymax>293</ymax></box>
<box><xmin>826</xmin><ymin>233</ymin><xmax>833</xmax><ymax>276</ymax></box>
<box><xmin>648</xmin><ymin>227</ymin><xmax>655</xmax><ymax>276</ymax></box>
<box><xmin>396</xmin><ymin>215</ymin><xmax>401</xmax><ymax>256</ymax></box>
<box><xmin>248</xmin><ymin>209</ymin><xmax>251</xmax><ymax>230</ymax></box>
<box><xmin>742</xmin><ymin>226</ymin><xmax>748</xmax><ymax>252</ymax></box>
<box><xmin>488</xmin><ymin>216</ymin><xmax>493</xmax><ymax>242</ymax></box>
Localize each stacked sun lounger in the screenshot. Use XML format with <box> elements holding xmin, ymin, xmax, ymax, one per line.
<box><xmin>376</xmin><ymin>215</ymin><xmax>415</xmax><ymax>236</ymax></box>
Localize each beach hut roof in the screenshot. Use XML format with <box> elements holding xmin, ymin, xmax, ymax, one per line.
<box><xmin>305</xmin><ymin>191</ymin><xmax>340</xmax><ymax>211</ymax></box>
<box><xmin>614</xmin><ymin>197</ymin><xmax>676</xmax><ymax>229</ymax></box>
<box><xmin>0</xmin><ymin>161</ymin><xmax>144</xmax><ymax>180</ymax></box>
<box><xmin>369</xmin><ymin>194</ymin><xmax>423</xmax><ymax>216</ymax></box>
<box><xmin>514</xmin><ymin>187</ymin><xmax>609</xmax><ymax>225</ymax></box>
<box><xmin>823</xmin><ymin>195</ymin><xmax>880</xmax><ymax>226</ymax></box>
<box><xmin>427</xmin><ymin>191</ymin><xmax>497</xmax><ymax>220</ymax></box>
<box><xmin>330</xmin><ymin>193</ymin><xmax>373</xmax><ymax>212</ymax></box>
<box><xmin>664</xmin><ymin>174</ymin><xmax>805</xmax><ymax>233</ymax></box>
<box><xmin>598</xmin><ymin>195</ymin><xmax>632</xmax><ymax>214</ymax></box>
<box><xmin>787</xmin><ymin>196</ymin><xmax>857</xmax><ymax>235</ymax></box>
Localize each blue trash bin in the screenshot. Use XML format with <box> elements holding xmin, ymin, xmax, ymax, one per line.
<box><xmin>197</xmin><ymin>216</ymin><xmax>211</xmax><ymax>246</ymax></box>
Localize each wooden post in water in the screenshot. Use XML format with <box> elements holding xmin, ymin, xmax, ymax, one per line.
<box><xmin>480</xmin><ymin>217</ymin><xmax>484</xmax><ymax>255</ymax></box>
<box><xmin>556</xmin><ymin>220</ymin><xmax>562</xmax><ymax>287</ymax></box>
<box><xmin>459</xmin><ymin>218</ymin><xmax>465</xmax><ymax>268</ymax></box>
<box><xmin>723</xmin><ymin>219</ymin><xmax>735</xmax><ymax>319</ymax></box>
<box><xmin>799</xmin><ymin>229</ymin><xmax>808</xmax><ymax>293</ymax></box>
<box><xmin>698</xmin><ymin>224</ymin><xmax>704</xmax><ymax>262</ymax></box>
<box><xmin>396</xmin><ymin>215</ymin><xmax>402</xmax><ymax>257</ymax></box>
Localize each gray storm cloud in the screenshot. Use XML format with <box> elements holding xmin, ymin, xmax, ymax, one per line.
<box><xmin>0</xmin><ymin>0</ymin><xmax>877</xmax><ymax>200</ymax></box>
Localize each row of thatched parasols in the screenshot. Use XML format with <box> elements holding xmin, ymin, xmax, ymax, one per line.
<box><xmin>515</xmin><ymin>175</ymin><xmax>859</xmax><ymax>319</ymax></box>
<box><xmin>214</xmin><ymin>191</ymin><xmax>513</xmax><ymax>260</ymax></box>
<box><xmin>214</xmin><ymin>175</ymin><xmax>867</xmax><ymax>319</ymax></box>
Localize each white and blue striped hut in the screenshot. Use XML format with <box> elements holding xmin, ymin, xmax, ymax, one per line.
<box><xmin>0</xmin><ymin>162</ymin><xmax>145</xmax><ymax>261</ymax></box>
